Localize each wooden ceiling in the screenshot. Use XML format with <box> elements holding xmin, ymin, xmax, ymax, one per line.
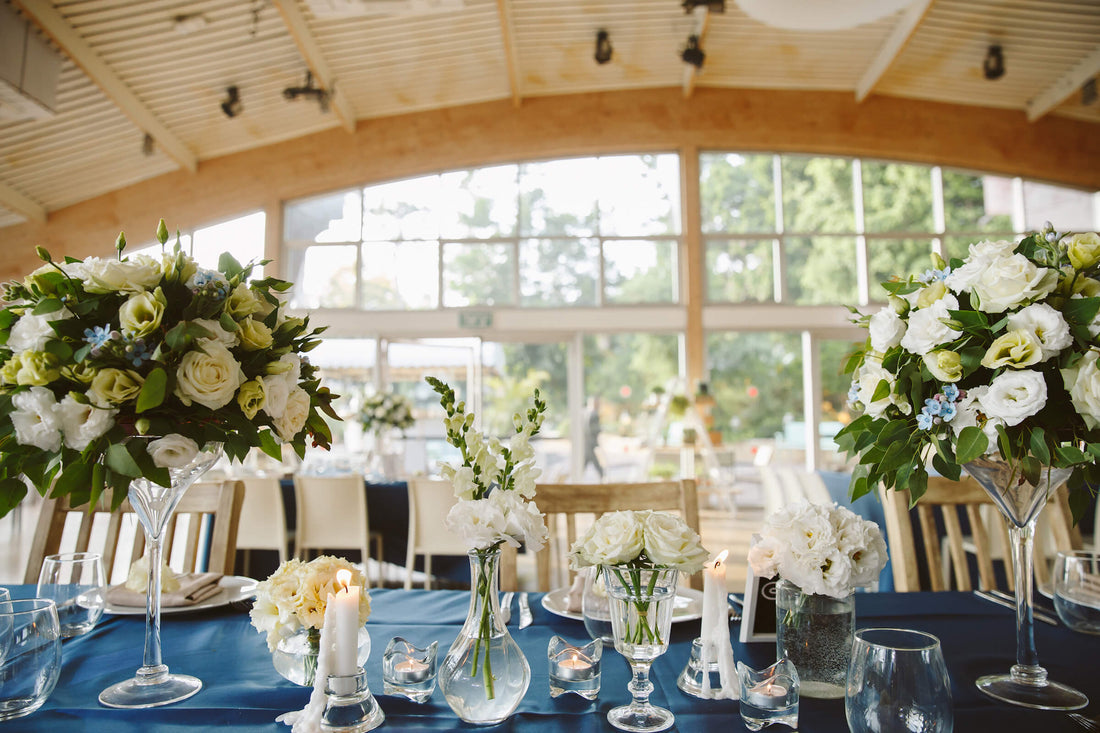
<box><xmin>1</xmin><ymin>0</ymin><xmax>1098</xmax><ymax>230</ymax></box>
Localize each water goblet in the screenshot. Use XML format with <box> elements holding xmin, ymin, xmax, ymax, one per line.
<box><xmin>37</xmin><ymin>552</ymin><xmax>105</xmax><ymax>637</ymax></box>
<box><xmin>845</xmin><ymin>628</ymin><xmax>953</xmax><ymax>733</ymax></box>
<box><xmin>1053</xmin><ymin>551</ymin><xmax>1100</xmax><ymax>634</ymax></box>
<box><xmin>0</xmin><ymin>599</ymin><xmax>62</xmax><ymax>721</ymax></box>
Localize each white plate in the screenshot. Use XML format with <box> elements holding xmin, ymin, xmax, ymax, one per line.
<box><xmin>540</xmin><ymin>587</ymin><xmax>704</xmax><ymax>623</ymax></box>
<box><xmin>104</xmin><ymin>576</ymin><xmax>258</xmax><ymax>616</ymax></box>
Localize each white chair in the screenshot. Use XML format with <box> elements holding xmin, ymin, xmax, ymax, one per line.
<box><xmin>404</xmin><ymin>478</ymin><xmax>467</xmax><ymax>590</ymax></box>
<box><xmin>293</xmin><ymin>475</ymin><xmax>383</xmax><ymax>587</ymax></box>
<box><xmin>236</xmin><ymin>476</ymin><xmax>290</xmax><ymax>577</ymax></box>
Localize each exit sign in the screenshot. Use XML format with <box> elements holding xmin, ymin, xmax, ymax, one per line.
<box><xmin>458</xmin><ymin>311</ymin><xmax>493</xmax><ymax>329</ymax></box>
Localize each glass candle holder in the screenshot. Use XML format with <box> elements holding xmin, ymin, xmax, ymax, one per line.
<box><xmin>678</xmin><ymin>637</ymin><xmax>737</xmax><ymax>699</ymax></box>
<box><xmin>321</xmin><ymin>668</ymin><xmax>385</xmax><ymax>732</ymax></box>
<box><xmin>382</xmin><ymin>637</ymin><xmax>438</xmax><ymax>703</ymax></box>
<box><xmin>737</xmin><ymin>658</ymin><xmax>799</xmax><ymax>731</ymax></box>
<box><xmin>548</xmin><ymin>636</ymin><xmax>601</xmax><ymax>700</ymax></box>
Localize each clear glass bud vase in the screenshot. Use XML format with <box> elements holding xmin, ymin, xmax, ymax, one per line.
<box><xmin>438</xmin><ymin>548</ymin><xmax>529</xmax><ymax>725</ymax></box>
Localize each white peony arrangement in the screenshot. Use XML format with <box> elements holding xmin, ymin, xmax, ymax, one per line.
<box><xmin>569</xmin><ymin>509</ymin><xmax>710</xmax><ymax>574</ymax></box>
<box><xmin>838</xmin><ymin>226</ymin><xmax>1100</xmax><ymax>521</ymax></box>
<box><xmin>359</xmin><ymin>391</ymin><xmax>415</xmax><ymax>436</ymax></box>
<box><xmin>0</xmin><ymin>221</ymin><xmax>337</xmax><ymax>517</ymax></box>
<box><xmin>747</xmin><ymin>502</ymin><xmax>888</xmax><ymax>599</ymax></box>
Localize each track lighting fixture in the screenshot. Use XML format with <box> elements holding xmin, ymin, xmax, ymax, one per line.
<box><xmin>142</xmin><ymin>133</ymin><xmax>154</xmax><ymax>157</ymax></box>
<box><xmin>220</xmin><ymin>86</ymin><xmax>242</xmax><ymax>118</ymax></box>
<box><xmin>594</xmin><ymin>29</ymin><xmax>613</xmax><ymax>65</ymax></box>
<box><xmin>1082</xmin><ymin>78</ymin><xmax>1096</xmax><ymax>106</ymax></box>
<box><xmin>283</xmin><ymin>71</ymin><xmax>330</xmax><ymax>113</ymax></box>
<box><xmin>681</xmin><ymin>35</ymin><xmax>705</xmax><ymax>69</ymax></box>
<box><xmin>983</xmin><ymin>44</ymin><xmax>1005</xmax><ymax>81</ymax></box>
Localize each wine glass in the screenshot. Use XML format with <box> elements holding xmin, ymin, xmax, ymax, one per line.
<box><xmin>37</xmin><ymin>552</ymin><xmax>105</xmax><ymax>637</ymax></box>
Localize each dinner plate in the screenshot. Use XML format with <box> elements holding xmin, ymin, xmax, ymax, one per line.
<box><xmin>104</xmin><ymin>576</ymin><xmax>258</xmax><ymax>616</ymax></box>
<box><xmin>540</xmin><ymin>587</ymin><xmax>704</xmax><ymax>623</ymax></box>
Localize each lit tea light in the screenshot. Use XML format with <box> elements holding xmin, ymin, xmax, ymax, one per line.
<box><xmin>548</xmin><ymin>635</ymin><xmax>602</xmax><ymax>700</ymax></box>
<box><xmin>553</xmin><ymin>652</ymin><xmax>595</xmax><ymax>681</ymax></box>
<box><xmin>747</xmin><ymin>679</ymin><xmax>789</xmax><ymax>709</ymax></box>
<box><xmin>392</xmin><ymin>657</ymin><xmax>431</xmax><ymax>684</ymax></box>
<box><xmin>382</xmin><ymin>637</ymin><xmax>439</xmax><ymax>703</ymax></box>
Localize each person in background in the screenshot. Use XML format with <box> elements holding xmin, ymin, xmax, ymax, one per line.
<box><xmin>584</xmin><ymin>396</ymin><xmax>604</xmax><ymax>480</ymax></box>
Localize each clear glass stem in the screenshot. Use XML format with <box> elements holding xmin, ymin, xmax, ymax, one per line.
<box><xmin>628</xmin><ymin>662</ymin><xmax>654</xmax><ymax>710</ymax></box>
<box><xmin>1009</xmin><ymin>521</ymin><xmax>1045</xmax><ymax>683</ymax></box>
<box><xmin>140</xmin><ymin>522</ymin><xmax>166</xmax><ymax>678</ymax></box>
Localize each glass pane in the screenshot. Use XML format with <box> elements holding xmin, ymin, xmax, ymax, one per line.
<box><xmin>706</xmin><ymin>238</ymin><xmax>775</xmax><ymax>302</ymax></box>
<box><xmin>285</xmin><ymin>190</ymin><xmax>361</xmax><ymax>242</ymax></box>
<box><xmin>867</xmin><ymin>238</ymin><xmax>934</xmax><ymax>300</ymax></box>
<box><xmin>782</xmin><ymin>156</ymin><xmax>855</xmax><ymax>232</ymax></box>
<box><xmin>519</xmin><ymin>238</ymin><xmax>599</xmax><ymax>306</ymax></box>
<box><xmin>442</xmin><ymin>242</ymin><xmax>515</xmax><ymax>306</ymax></box>
<box><xmin>861</xmin><ymin>162</ymin><xmax>933</xmax><ymax>232</ymax></box>
<box><xmin>597</xmin><ymin>154</ymin><xmax>681</xmax><ymax>236</ymax></box>
<box><xmin>785</xmin><ymin>236</ymin><xmax>857</xmax><ymax>304</ymax></box>
<box><xmin>286</xmin><ymin>244</ymin><xmax>358</xmax><ymax>309</ymax></box>
<box><xmin>518</xmin><ymin>158</ymin><xmax>601</xmax><ymax>237</ymax></box>
<box><xmin>439</xmin><ymin>165</ymin><xmax>518</xmax><ymax>239</ymax></box>
<box><xmin>700</xmin><ymin>153</ymin><xmax>776</xmax><ymax>233</ymax></box>
<box><xmin>821</xmin><ymin>338</ymin><xmax>863</xmax><ymax>468</ymax></box>
<box><xmin>942</xmin><ymin>170</ymin><xmax>1014</xmax><ymax>232</ymax></box>
<box><xmin>1023</xmin><ymin>181</ymin><xmax>1097</xmax><ymax>232</ymax></box>
<box><xmin>361</xmin><ymin>241</ymin><xmax>439</xmax><ymax>310</ymax></box>
<box><xmin>603</xmin><ymin>239</ymin><xmax>677</xmax><ymax>304</ymax></box>
<box><xmin>192</xmin><ymin>212</ymin><xmax>266</xmax><ymax>274</ymax></box>
<box><xmin>309</xmin><ymin>338</ymin><xmax>377</xmax><ymax>458</ymax></box>
<box><xmin>362</xmin><ymin>174</ymin><xmax>441</xmax><ymax>241</ymax></box>
<box><xmin>584</xmin><ymin>333</ymin><xmax>680</xmax><ymax>481</ymax></box>
<box><xmin>706</xmin><ymin>331</ymin><xmax>803</xmax><ymax>458</ymax></box>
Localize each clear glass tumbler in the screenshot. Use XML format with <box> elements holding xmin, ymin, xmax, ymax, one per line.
<box><xmin>37</xmin><ymin>552</ymin><xmax>105</xmax><ymax>637</ymax></box>
<box><xmin>1053</xmin><ymin>551</ymin><xmax>1100</xmax><ymax>635</ymax></box>
<box><xmin>845</xmin><ymin>628</ymin><xmax>953</xmax><ymax>733</ymax></box>
<box><xmin>0</xmin><ymin>598</ymin><xmax>62</xmax><ymax>721</ymax></box>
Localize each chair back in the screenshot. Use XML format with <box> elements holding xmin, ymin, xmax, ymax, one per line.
<box><xmin>236</xmin><ymin>476</ymin><xmax>289</xmax><ymax>560</ymax></box>
<box><xmin>880</xmin><ymin>476</ymin><xmax>1075</xmax><ymax>592</ymax></box>
<box><xmin>293</xmin><ymin>475</ymin><xmax>369</xmax><ymax>557</ymax></box>
<box><xmin>503</xmin><ymin>479</ymin><xmax>702</xmax><ymax>592</ymax></box>
<box><xmin>24</xmin><ymin>479</ymin><xmax>244</xmax><ymax>585</ymax></box>
<box><xmin>404</xmin><ymin>478</ymin><xmax>468</xmax><ymax>589</ymax></box>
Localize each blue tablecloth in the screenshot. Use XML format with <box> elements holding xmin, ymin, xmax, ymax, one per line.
<box><xmin>11</xmin><ymin>586</ymin><xmax>1096</xmax><ymax>731</ymax></box>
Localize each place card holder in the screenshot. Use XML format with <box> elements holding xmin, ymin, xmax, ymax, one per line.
<box><xmin>382</xmin><ymin>637</ymin><xmax>438</xmax><ymax>703</ymax></box>
<box><xmin>548</xmin><ymin>636</ymin><xmax>601</xmax><ymax>700</ymax></box>
<box><xmin>736</xmin><ymin>658</ymin><xmax>799</xmax><ymax>731</ymax></box>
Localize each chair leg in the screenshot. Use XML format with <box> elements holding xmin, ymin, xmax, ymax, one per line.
<box><xmin>373</xmin><ymin>535</ymin><xmax>384</xmax><ymax>588</ymax></box>
<box><xmin>424</xmin><ymin>555</ymin><xmax>433</xmax><ymax>590</ymax></box>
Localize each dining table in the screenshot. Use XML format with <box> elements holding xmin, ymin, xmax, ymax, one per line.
<box><xmin>10</xmin><ymin>585</ymin><xmax>1098</xmax><ymax>732</ymax></box>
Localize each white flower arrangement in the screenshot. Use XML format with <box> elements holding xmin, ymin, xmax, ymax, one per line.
<box><xmin>747</xmin><ymin>502</ymin><xmax>888</xmax><ymax>599</ymax></box>
<box><xmin>359</xmin><ymin>391</ymin><xmax>415</xmax><ymax>436</ymax></box>
<box><xmin>569</xmin><ymin>509</ymin><xmax>709</xmax><ymax>574</ymax></box>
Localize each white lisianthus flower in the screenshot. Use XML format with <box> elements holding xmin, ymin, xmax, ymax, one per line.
<box><xmin>1006</xmin><ymin>302</ymin><xmax>1072</xmax><ymax>362</ymax></box>
<box><xmin>642</xmin><ymin>510</ymin><xmax>709</xmax><ymax>572</ymax></box>
<box><xmin>274</xmin><ymin>386</ymin><xmax>311</xmax><ymax>441</ymax></box>
<box><xmin>746</xmin><ymin>534</ymin><xmax>786</xmax><ymax>579</ymax></box>
<box><xmin>868</xmin><ymin>306</ymin><xmax>906</xmax><ymax>353</ymax></box>
<box><xmin>10</xmin><ymin>387</ymin><xmax>61</xmax><ymax>452</ymax></box>
<box><xmin>950</xmin><ymin>386</ymin><xmax>1003</xmax><ymax>445</ymax></box>
<box><xmin>174</xmin><ymin>341</ymin><xmax>244</xmax><ymax>410</ymax></box>
<box><xmin>445</xmin><ymin>498</ymin><xmax>509</xmax><ymax>550</ymax></box>
<box><xmin>1062</xmin><ymin>350</ymin><xmax>1100</xmax><ymax>430</ymax></box>
<box><xmin>570</xmin><ymin>510</ymin><xmax>645</xmax><ymax>567</ymax></box>
<box><xmin>969</xmin><ymin>253</ymin><xmax>1058</xmax><ymax>314</ymax></box>
<box><xmin>900</xmin><ymin>294</ymin><xmax>962</xmax><ymax>356</ymax></box>
<box><xmin>261</xmin><ymin>373</ymin><xmax>290</xmax><ymax>419</ymax></box>
<box><xmin>76</xmin><ymin>255</ymin><xmax>163</xmax><ymax>294</ymax></box>
<box><xmin>854</xmin><ymin>358</ymin><xmax>911</xmax><ymax>419</ymax></box>
<box><xmin>849</xmin><ymin>522</ymin><xmax>890</xmax><ymax>587</ymax></box>
<box><xmin>945</xmin><ymin>240</ymin><xmax>1016</xmax><ymax>293</ymax></box>
<box><xmin>191</xmin><ymin>318</ymin><xmax>238</xmax><ymax>348</ymax></box>
<box><xmin>7</xmin><ymin>310</ymin><xmax>72</xmax><ymax>353</ymax></box>
<box><xmin>146</xmin><ymin>434</ymin><xmax>200</xmax><ymax>468</ymax></box>
<box><xmin>55</xmin><ymin>395</ymin><xmax>116</xmax><ymax>451</ymax></box>
<box><xmin>981</xmin><ymin>369</ymin><xmax>1048</xmax><ymax>427</ymax></box>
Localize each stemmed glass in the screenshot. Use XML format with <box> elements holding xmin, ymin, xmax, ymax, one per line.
<box><xmin>601</xmin><ymin>565</ymin><xmax>679</xmax><ymax>733</ymax></box>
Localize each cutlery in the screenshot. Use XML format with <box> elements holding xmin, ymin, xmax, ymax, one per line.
<box><xmin>1070</xmin><ymin>713</ymin><xmax>1099</xmax><ymax>731</ymax></box>
<box><xmin>973</xmin><ymin>590</ymin><xmax>1058</xmax><ymax>626</ymax></box>
<box><xmin>500</xmin><ymin>592</ymin><xmax>514</xmax><ymax>625</ymax></box>
<box><xmin>518</xmin><ymin>592</ymin><xmax>533</xmax><ymax>629</ymax></box>
<box><xmin>989</xmin><ymin>588</ymin><xmax>1056</xmax><ymax>613</ymax></box>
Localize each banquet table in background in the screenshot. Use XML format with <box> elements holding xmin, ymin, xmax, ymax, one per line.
<box><xmin>12</xmin><ymin>586</ymin><xmax>1097</xmax><ymax>732</ymax></box>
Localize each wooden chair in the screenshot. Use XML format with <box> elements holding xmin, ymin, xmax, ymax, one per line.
<box><xmin>236</xmin><ymin>476</ymin><xmax>291</xmax><ymax>577</ymax></box>
<box><xmin>501</xmin><ymin>479</ymin><xmax>703</xmax><ymax>592</ymax></box>
<box><xmin>879</xmin><ymin>476</ymin><xmax>1075</xmax><ymax>592</ymax></box>
<box><xmin>293</xmin><ymin>474</ymin><xmax>383</xmax><ymax>587</ymax></box>
<box><xmin>404</xmin><ymin>477</ymin><xmax>467</xmax><ymax>589</ymax></box>
<box><xmin>24</xmin><ymin>480</ymin><xmax>245</xmax><ymax>585</ymax></box>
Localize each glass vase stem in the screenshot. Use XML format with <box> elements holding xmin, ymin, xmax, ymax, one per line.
<box><xmin>141</xmin><ymin>526</ymin><xmax>166</xmax><ymax>675</ymax></box>
<box><xmin>629</xmin><ymin>662</ymin><xmax>655</xmax><ymax>710</ymax></box>
<box><xmin>1008</xmin><ymin>523</ymin><xmax>1041</xmax><ymax>677</ymax></box>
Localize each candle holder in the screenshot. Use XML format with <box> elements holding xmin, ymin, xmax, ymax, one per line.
<box><xmin>548</xmin><ymin>636</ymin><xmax>601</xmax><ymax>700</ymax></box>
<box><xmin>737</xmin><ymin>659</ymin><xmax>799</xmax><ymax>731</ymax></box>
<box><xmin>382</xmin><ymin>637</ymin><xmax>438</xmax><ymax>703</ymax></box>
<box><xmin>677</xmin><ymin>637</ymin><xmax>737</xmax><ymax>699</ymax></box>
<box><xmin>321</xmin><ymin>668</ymin><xmax>384</xmax><ymax>732</ymax></box>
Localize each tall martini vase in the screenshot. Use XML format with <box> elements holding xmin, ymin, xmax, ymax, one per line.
<box><xmin>963</xmin><ymin>455</ymin><xmax>1087</xmax><ymax>711</ymax></box>
<box><xmin>99</xmin><ymin>441</ymin><xmax>223</xmax><ymax>709</ymax></box>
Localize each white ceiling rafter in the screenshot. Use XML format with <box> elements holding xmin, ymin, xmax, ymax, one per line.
<box><xmin>1027</xmin><ymin>45</ymin><xmax>1100</xmax><ymax>122</ymax></box>
<box><xmin>856</xmin><ymin>0</ymin><xmax>934</xmax><ymax>102</ymax></box>
<box><xmin>682</xmin><ymin>5</ymin><xmax>710</xmax><ymax>99</ymax></box>
<box><xmin>271</xmin><ymin>0</ymin><xmax>357</xmax><ymax>132</ymax></box>
<box><xmin>0</xmin><ymin>182</ymin><xmax>47</xmax><ymax>224</ymax></box>
<box><xmin>495</xmin><ymin>0</ymin><xmax>522</xmax><ymax>107</ymax></box>
<box><xmin>13</xmin><ymin>0</ymin><xmax>198</xmax><ymax>174</ymax></box>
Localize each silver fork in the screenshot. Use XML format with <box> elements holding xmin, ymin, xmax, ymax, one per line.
<box><xmin>1070</xmin><ymin>713</ymin><xmax>1099</xmax><ymax>731</ymax></box>
<box><xmin>499</xmin><ymin>592</ymin><xmax>514</xmax><ymax>625</ymax></box>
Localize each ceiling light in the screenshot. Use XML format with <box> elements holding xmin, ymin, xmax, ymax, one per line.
<box><xmin>594</xmin><ymin>30</ymin><xmax>613</xmax><ymax>65</ymax></box>
<box><xmin>220</xmin><ymin>86</ymin><xmax>242</xmax><ymax>118</ymax></box>
<box><xmin>681</xmin><ymin>35</ymin><xmax>705</xmax><ymax>69</ymax></box>
<box><xmin>172</xmin><ymin>13</ymin><xmax>207</xmax><ymax>35</ymax></box>
<box><xmin>283</xmin><ymin>71</ymin><xmax>330</xmax><ymax>113</ymax></box>
<box><xmin>142</xmin><ymin>133</ymin><xmax>155</xmax><ymax>157</ymax></box>
<box><xmin>983</xmin><ymin>45</ymin><xmax>1005</xmax><ymax>81</ymax></box>
<box><xmin>735</xmin><ymin>0</ymin><xmax>913</xmax><ymax>31</ymax></box>
<box><xmin>1082</xmin><ymin>78</ymin><xmax>1097</xmax><ymax>106</ymax></box>
<box><xmin>682</xmin><ymin>0</ymin><xmax>725</xmax><ymax>11</ymax></box>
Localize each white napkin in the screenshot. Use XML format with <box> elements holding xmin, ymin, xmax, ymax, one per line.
<box><xmin>106</xmin><ymin>573</ymin><xmax>223</xmax><ymax>607</ymax></box>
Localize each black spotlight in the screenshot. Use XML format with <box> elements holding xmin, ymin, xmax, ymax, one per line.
<box><xmin>594</xmin><ymin>29</ymin><xmax>613</xmax><ymax>64</ymax></box>
<box><xmin>983</xmin><ymin>45</ymin><xmax>1005</xmax><ymax>81</ymax></box>
<box><xmin>220</xmin><ymin>86</ymin><xmax>242</xmax><ymax>118</ymax></box>
<box><xmin>682</xmin><ymin>35</ymin><xmax>705</xmax><ymax>69</ymax></box>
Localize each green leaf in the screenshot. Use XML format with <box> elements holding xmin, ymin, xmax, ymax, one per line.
<box><xmin>931</xmin><ymin>452</ymin><xmax>961</xmax><ymax>480</ymax></box>
<box><xmin>1068</xmin><ymin>483</ymin><xmax>1094</xmax><ymax>526</ymax></box>
<box><xmin>905</xmin><ymin>467</ymin><xmax>929</xmax><ymax>503</ymax></box>
<box><xmin>1020</xmin><ymin>456</ymin><xmax>1041</xmax><ymax>486</ymax></box>
<box><xmin>52</xmin><ymin>460</ymin><xmax>94</xmax><ymax>505</ymax></box>
<box><xmin>32</xmin><ymin>298</ymin><xmax>63</xmax><ymax>315</ymax></box>
<box><xmin>1055</xmin><ymin>444</ymin><xmax>1088</xmax><ymax>465</ymax></box>
<box><xmin>1063</xmin><ymin>297</ymin><xmax>1100</xmax><ymax>325</ymax></box>
<box><xmin>258</xmin><ymin>430</ymin><xmax>282</xmax><ymax>462</ymax></box>
<box><xmin>870</xmin><ymin>379</ymin><xmax>891</xmax><ymax>404</ymax></box>
<box><xmin>219</xmin><ymin>252</ymin><xmax>244</xmax><ymax>279</ymax></box>
<box><xmin>219</xmin><ymin>312</ymin><xmax>239</xmax><ymax>332</ymax></box>
<box><xmin>43</xmin><ymin>339</ymin><xmax>73</xmax><ymax>361</ymax></box>
<box><xmin>105</xmin><ymin>444</ymin><xmax>142</xmax><ymax>478</ymax></box>
<box><xmin>165</xmin><ymin>322</ymin><xmax>191</xmax><ymax>351</ymax></box>
<box><xmin>1029</xmin><ymin>427</ymin><xmax>1051</xmax><ymax>464</ymax></box>
<box><xmin>136</xmin><ymin>368</ymin><xmax>167</xmax><ymax>413</ymax></box>
<box><xmin>954</xmin><ymin>426</ymin><xmax>989</xmax><ymax>464</ymax></box>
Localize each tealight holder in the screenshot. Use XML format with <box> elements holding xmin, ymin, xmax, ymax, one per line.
<box><xmin>382</xmin><ymin>637</ymin><xmax>438</xmax><ymax>703</ymax></box>
<box><xmin>321</xmin><ymin>668</ymin><xmax>384</xmax><ymax>732</ymax></box>
<box><xmin>678</xmin><ymin>637</ymin><xmax>737</xmax><ymax>699</ymax></box>
<box><xmin>548</xmin><ymin>636</ymin><xmax>601</xmax><ymax>700</ymax></box>
<box><xmin>737</xmin><ymin>658</ymin><xmax>799</xmax><ymax>731</ymax></box>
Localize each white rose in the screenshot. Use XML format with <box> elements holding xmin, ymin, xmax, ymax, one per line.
<box><xmin>76</xmin><ymin>255</ymin><xmax>163</xmax><ymax>294</ymax></box>
<box><xmin>274</xmin><ymin>386</ymin><xmax>310</xmax><ymax>441</ymax></box>
<box><xmin>1006</xmin><ymin>303</ymin><xmax>1072</xmax><ymax>362</ymax></box>
<box><xmin>7</xmin><ymin>310</ymin><xmax>72</xmax><ymax>353</ymax></box>
<box><xmin>868</xmin><ymin>306</ymin><xmax>906</xmax><ymax>353</ymax></box>
<box><xmin>261</xmin><ymin>374</ymin><xmax>290</xmax><ymax>419</ymax></box>
<box><xmin>900</xmin><ymin>294</ymin><xmax>962</xmax><ymax>356</ymax></box>
<box><xmin>174</xmin><ymin>341</ymin><xmax>244</xmax><ymax>410</ymax></box>
<box><xmin>950</xmin><ymin>386</ymin><xmax>1003</xmax><ymax>445</ymax></box>
<box><xmin>945</xmin><ymin>240</ymin><xmax>1017</xmax><ymax>293</ymax></box>
<box><xmin>981</xmin><ymin>369</ymin><xmax>1048</xmax><ymax>427</ymax></box>
<box><xmin>970</xmin><ymin>253</ymin><xmax>1057</xmax><ymax>314</ymax></box>
<box><xmin>1063</xmin><ymin>350</ymin><xmax>1100</xmax><ymax>430</ymax></box>
<box><xmin>445</xmin><ymin>498</ymin><xmax>508</xmax><ymax>550</ymax></box>
<box><xmin>854</xmin><ymin>358</ymin><xmax>911</xmax><ymax>419</ymax></box>
<box><xmin>10</xmin><ymin>387</ymin><xmax>61</xmax><ymax>452</ymax></box>
<box><xmin>570</xmin><ymin>510</ymin><xmax>644</xmax><ymax>567</ymax></box>
<box><xmin>56</xmin><ymin>395</ymin><xmax>116</xmax><ymax>451</ymax></box>
<box><xmin>146</xmin><ymin>434</ymin><xmax>200</xmax><ymax>468</ymax></box>
<box><xmin>747</xmin><ymin>534</ymin><xmax>786</xmax><ymax>579</ymax></box>
<box><xmin>642</xmin><ymin>511</ymin><xmax>709</xmax><ymax>572</ymax></box>
<box><xmin>191</xmin><ymin>318</ymin><xmax>239</xmax><ymax>348</ymax></box>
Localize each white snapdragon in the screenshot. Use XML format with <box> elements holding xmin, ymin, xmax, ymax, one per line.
<box><xmin>442</xmin><ymin>464</ymin><xmax>479</xmax><ymax>500</ymax></box>
<box><xmin>1006</xmin><ymin>303</ymin><xmax>1072</xmax><ymax>362</ymax></box>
